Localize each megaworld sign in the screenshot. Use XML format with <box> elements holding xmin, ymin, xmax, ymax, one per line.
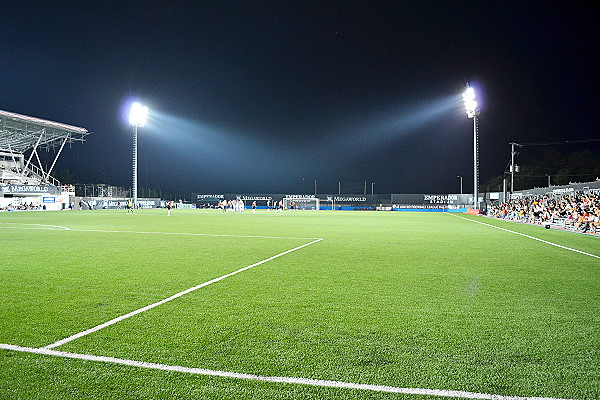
<box><xmin>242</xmin><ymin>195</ymin><xmax>273</xmax><ymax>201</ymax></box>
<box><xmin>333</xmin><ymin>196</ymin><xmax>367</xmax><ymax>202</ymax></box>
<box><xmin>0</xmin><ymin>185</ymin><xmax>60</xmax><ymax>195</ymax></box>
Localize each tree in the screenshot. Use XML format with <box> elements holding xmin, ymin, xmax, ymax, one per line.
<box><xmin>53</xmin><ymin>168</ymin><xmax>79</xmax><ymax>184</ymax></box>
<box><xmin>482</xmin><ymin>149</ymin><xmax>600</xmax><ymax>192</ymax></box>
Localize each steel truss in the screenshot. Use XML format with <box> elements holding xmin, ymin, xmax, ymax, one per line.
<box><xmin>0</xmin><ymin>109</ymin><xmax>89</xmax><ymax>185</ymax></box>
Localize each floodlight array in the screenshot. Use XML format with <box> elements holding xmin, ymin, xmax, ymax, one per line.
<box><xmin>129</xmin><ymin>102</ymin><xmax>148</xmax><ymax>127</ymax></box>
<box><xmin>462</xmin><ymin>87</ymin><xmax>479</xmax><ymax>118</ymax></box>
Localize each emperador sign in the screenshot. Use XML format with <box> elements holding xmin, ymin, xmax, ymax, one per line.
<box><xmin>390</xmin><ymin>194</ymin><xmax>472</xmax><ymax>207</ymax></box>
<box><xmin>0</xmin><ymin>185</ymin><xmax>60</xmax><ymax>195</ymax></box>
<box><xmin>195</xmin><ymin>194</ymin><xmax>225</xmax><ymax>202</ymax></box>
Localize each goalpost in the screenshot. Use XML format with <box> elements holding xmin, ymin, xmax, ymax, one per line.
<box><xmin>283</xmin><ymin>197</ymin><xmax>320</xmax><ymax>210</ymax></box>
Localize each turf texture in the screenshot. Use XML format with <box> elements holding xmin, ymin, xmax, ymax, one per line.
<box><xmin>0</xmin><ymin>209</ymin><xmax>598</xmax><ymax>399</ymax></box>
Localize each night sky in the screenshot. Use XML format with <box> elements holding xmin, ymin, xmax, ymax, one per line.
<box><xmin>1</xmin><ymin>1</ymin><xmax>597</xmax><ymax>196</ymax></box>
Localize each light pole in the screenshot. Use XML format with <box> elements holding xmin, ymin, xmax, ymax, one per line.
<box><xmin>129</xmin><ymin>102</ymin><xmax>148</xmax><ymax>208</ymax></box>
<box><xmin>371</xmin><ymin>182</ymin><xmax>375</xmax><ymax>195</ymax></box>
<box><xmin>457</xmin><ymin>175</ymin><xmax>463</xmax><ymax>194</ymax></box>
<box><xmin>462</xmin><ymin>87</ymin><xmax>480</xmax><ymax>209</ymax></box>
<box><xmin>509</xmin><ymin>142</ymin><xmax>521</xmax><ymax>195</ymax></box>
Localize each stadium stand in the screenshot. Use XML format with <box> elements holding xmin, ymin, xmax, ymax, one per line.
<box><xmin>487</xmin><ymin>192</ymin><xmax>600</xmax><ymax>235</ymax></box>
<box><xmin>0</xmin><ymin>109</ymin><xmax>88</xmax><ymax>210</ymax></box>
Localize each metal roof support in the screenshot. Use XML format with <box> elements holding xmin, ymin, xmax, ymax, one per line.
<box><xmin>1</xmin><ymin>109</ymin><xmax>89</xmax><ymax>185</ymax></box>
<box><xmin>4</xmin><ymin>142</ymin><xmax>22</xmax><ymax>174</ymax></box>
<box><xmin>23</xmin><ymin>128</ymin><xmax>45</xmax><ymax>175</ymax></box>
<box><xmin>45</xmin><ymin>135</ymin><xmax>69</xmax><ymax>182</ymax></box>
<box><xmin>33</xmin><ymin>143</ymin><xmax>45</xmax><ymax>179</ymax></box>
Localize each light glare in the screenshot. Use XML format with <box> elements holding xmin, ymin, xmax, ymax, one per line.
<box><xmin>465</xmin><ymin>100</ymin><xmax>477</xmax><ymax>110</ymax></box>
<box><xmin>462</xmin><ymin>87</ymin><xmax>479</xmax><ymax>117</ymax></box>
<box><xmin>129</xmin><ymin>102</ymin><xmax>148</xmax><ymax>127</ymax></box>
<box><xmin>462</xmin><ymin>87</ymin><xmax>475</xmax><ymax>100</ymax></box>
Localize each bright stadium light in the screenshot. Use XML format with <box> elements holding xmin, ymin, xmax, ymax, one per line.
<box><xmin>462</xmin><ymin>86</ymin><xmax>481</xmax><ymax>209</ymax></box>
<box><xmin>462</xmin><ymin>87</ymin><xmax>478</xmax><ymax>118</ymax></box>
<box><xmin>129</xmin><ymin>102</ymin><xmax>148</xmax><ymax>127</ymax></box>
<box><xmin>129</xmin><ymin>102</ymin><xmax>149</xmax><ymax>208</ymax></box>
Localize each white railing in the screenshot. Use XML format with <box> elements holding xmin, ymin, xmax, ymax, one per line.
<box><xmin>24</xmin><ymin>163</ymin><xmax>61</xmax><ymax>186</ymax></box>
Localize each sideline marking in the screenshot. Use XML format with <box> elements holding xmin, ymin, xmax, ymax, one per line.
<box><xmin>43</xmin><ymin>238</ymin><xmax>323</xmax><ymax>349</ymax></box>
<box><xmin>0</xmin><ymin>344</ymin><xmax>576</xmax><ymax>400</ymax></box>
<box><xmin>448</xmin><ymin>214</ymin><xmax>600</xmax><ymax>259</ymax></box>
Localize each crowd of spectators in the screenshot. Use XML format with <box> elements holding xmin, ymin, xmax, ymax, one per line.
<box><xmin>0</xmin><ymin>203</ymin><xmax>45</xmax><ymax>211</ymax></box>
<box><xmin>1</xmin><ymin>162</ymin><xmax>38</xmax><ymax>186</ymax></box>
<box><xmin>487</xmin><ymin>192</ymin><xmax>600</xmax><ymax>234</ymax></box>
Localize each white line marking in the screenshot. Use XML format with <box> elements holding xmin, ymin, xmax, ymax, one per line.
<box><xmin>0</xmin><ymin>344</ymin><xmax>577</xmax><ymax>400</ymax></box>
<box><xmin>0</xmin><ymin>223</ymin><xmax>70</xmax><ymax>230</ymax></box>
<box><xmin>67</xmin><ymin>228</ymin><xmax>320</xmax><ymax>240</ymax></box>
<box><xmin>43</xmin><ymin>238</ymin><xmax>323</xmax><ymax>349</ymax></box>
<box><xmin>448</xmin><ymin>214</ymin><xmax>600</xmax><ymax>259</ymax></box>
<box><xmin>0</xmin><ymin>223</ymin><xmax>317</xmax><ymax>240</ymax></box>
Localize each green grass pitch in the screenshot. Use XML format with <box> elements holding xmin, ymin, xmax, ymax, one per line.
<box><xmin>0</xmin><ymin>209</ymin><xmax>598</xmax><ymax>399</ymax></box>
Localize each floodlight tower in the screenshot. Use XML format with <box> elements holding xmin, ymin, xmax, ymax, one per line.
<box><xmin>129</xmin><ymin>102</ymin><xmax>148</xmax><ymax>208</ymax></box>
<box><xmin>462</xmin><ymin>87</ymin><xmax>481</xmax><ymax>209</ymax></box>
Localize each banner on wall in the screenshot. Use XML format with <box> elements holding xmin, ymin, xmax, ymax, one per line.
<box><xmin>1</xmin><ymin>185</ymin><xmax>60</xmax><ymax>195</ymax></box>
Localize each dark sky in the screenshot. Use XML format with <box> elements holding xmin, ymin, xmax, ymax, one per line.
<box><xmin>1</xmin><ymin>1</ymin><xmax>597</xmax><ymax>196</ymax></box>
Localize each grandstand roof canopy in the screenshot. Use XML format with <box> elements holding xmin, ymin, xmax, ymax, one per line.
<box><xmin>0</xmin><ymin>109</ymin><xmax>89</xmax><ymax>153</ymax></box>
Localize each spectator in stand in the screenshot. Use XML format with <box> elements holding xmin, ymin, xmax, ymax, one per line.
<box><xmin>592</xmin><ymin>210</ymin><xmax>600</xmax><ymax>233</ymax></box>
<box><xmin>487</xmin><ymin>191</ymin><xmax>599</xmax><ymax>234</ymax></box>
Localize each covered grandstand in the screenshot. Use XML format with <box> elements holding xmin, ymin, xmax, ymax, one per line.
<box><xmin>0</xmin><ymin>109</ymin><xmax>89</xmax><ymax>210</ymax></box>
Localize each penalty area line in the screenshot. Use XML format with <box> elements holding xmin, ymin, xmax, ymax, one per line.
<box><xmin>448</xmin><ymin>214</ymin><xmax>600</xmax><ymax>259</ymax></box>
<box><xmin>43</xmin><ymin>238</ymin><xmax>323</xmax><ymax>349</ymax></box>
<box><xmin>0</xmin><ymin>344</ymin><xmax>577</xmax><ymax>400</ymax></box>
